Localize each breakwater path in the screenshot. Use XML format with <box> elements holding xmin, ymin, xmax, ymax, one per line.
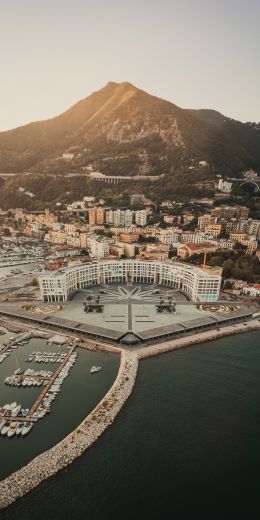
<box><xmin>0</xmin><ymin>350</ymin><xmax>139</xmax><ymax>509</ymax></box>
<box><xmin>137</xmin><ymin>318</ymin><xmax>260</xmax><ymax>359</ymax></box>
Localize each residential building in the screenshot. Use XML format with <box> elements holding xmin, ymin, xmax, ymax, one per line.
<box><xmin>135</xmin><ymin>210</ymin><xmax>147</xmax><ymax>226</ymax></box>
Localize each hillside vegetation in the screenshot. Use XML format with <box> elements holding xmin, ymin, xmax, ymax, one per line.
<box><xmin>0</xmin><ymin>81</ymin><xmax>259</xmax><ymax>176</ymax></box>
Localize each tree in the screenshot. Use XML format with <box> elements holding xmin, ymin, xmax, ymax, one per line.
<box><xmin>233</xmin><ymin>242</ymin><xmax>247</xmax><ymax>253</ymax></box>
<box><xmin>222</xmin><ymin>259</ymin><xmax>235</xmax><ymax>278</ymax></box>
<box><xmin>224</xmin><ymin>280</ymin><xmax>233</xmax><ymax>289</ymax></box>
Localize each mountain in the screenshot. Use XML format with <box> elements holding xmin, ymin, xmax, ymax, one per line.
<box><xmin>0</xmin><ymin>81</ymin><xmax>260</xmax><ymax>176</ymax></box>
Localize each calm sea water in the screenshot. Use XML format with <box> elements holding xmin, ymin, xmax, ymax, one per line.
<box><xmin>0</xmin><ymin>338</ymin><xmax>120</xmax><ymax>479</ymax></box>
<box><xmin>1</xmin><ymin>331</ymin><xmax>260</xmax><ymax>520</ymax></box>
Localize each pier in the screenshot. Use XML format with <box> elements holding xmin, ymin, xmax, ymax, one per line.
<box><xmin>28</xmin><ymin>346</ymin><xmax>75</xmax><ymax>417</ymax></box>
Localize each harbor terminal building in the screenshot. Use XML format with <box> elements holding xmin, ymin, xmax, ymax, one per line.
<box><xmin>39</xmin><ymin>260</ymin><xmax>221</xmax><ymax>303</ymax></box>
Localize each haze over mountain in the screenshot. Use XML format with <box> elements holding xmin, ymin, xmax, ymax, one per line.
<box><xmin>0</xmin><ymin>81</ymin><xmax>260</xmax><ymax>176</ymax></box>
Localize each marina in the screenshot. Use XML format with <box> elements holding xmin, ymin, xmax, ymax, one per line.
<box><xmin>0</xmin><ymin>336</ymin><xmax>120</xmax><ymax>480</ymax></box>
<box><xmin>0</xmin><ymin>349</ymin><xmax>138</xmax><ymax>509</ymax></box>
<box><xmin>0</xmin><ymin>343</ymin><xmax>77</xmax><ymax>437</ymax></box>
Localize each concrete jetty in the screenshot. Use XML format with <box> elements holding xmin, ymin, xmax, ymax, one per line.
<box><xmin>137</xmin><ymin>318</ymin><xmax>260</xmax><ymax>359</ymax></box>
<box><xmin>0</xmin><ymin>350</ymin><xmax>138</xmax><ymax>509</ymax></box>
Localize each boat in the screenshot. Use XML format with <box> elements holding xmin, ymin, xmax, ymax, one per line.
<box><xmin>16</xmin><ymin>422</ymin><xmax>25</xmax><ymax>435</ymax></box>
<box><xmin>1</xmin><ymin>421</ymin><xmax>11</xmax><ymax>436</ymax></box>
<box><xmin>7</xmin><ymin>422</ymin><xmax>17</xmax><ymax>438</ymax></box>
<box><xmin>21</xmin><ymin>423</ymin><xmax>33</xmax><ymax>436</ymax></box>
<box><xmin>90</xmin><ymin>366</ymin><xmax>102</xmax><ymax>374</ymax></box>
<box><xmin>9</xmin><ymin>402</ymin><xmax>17</xmax><ymax>410</ymax></box>
<box><xmin>0</xmin><ymin>419</ymin><xmax>6</xmax><ymax>431</ymax></box>
<box><xmin>11</xmin><ymin>404</ymin><xmax>21</xmax><ymax>417</ymax></box>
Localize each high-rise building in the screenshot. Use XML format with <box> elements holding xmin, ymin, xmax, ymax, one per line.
<box><xmin>90</xmin><ymin>236</ymin><xmax>109</xmax><ymax>259</ymax></box>
<box><xmin>105</xmin><ymin>209</ymin><xmax>133</xmax><ymax>226</ymax></box>
<box><xmin>96</xmin><ymin>207</ymin><xmax>105</xmax><ymax>225</ymax></box>
<box><xmin>88</xmin><ymin>208</ymin><xmax>97</xmax><ymax>225</ymax></box>
<box><xmin>135</xmin><ymin>210</ymin><xmax>147</xmax><ymax>226</ymax></box>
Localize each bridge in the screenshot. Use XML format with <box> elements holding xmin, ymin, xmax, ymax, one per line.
<box><xmin>230</xmin><ymin>177</ymin><xmax>260</xmax><ymax>192</ymax></box>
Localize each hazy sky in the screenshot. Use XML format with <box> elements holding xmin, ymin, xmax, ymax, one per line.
<box><xmin>0</xmin><ymin>0</ymin><xmax>259</xmax><ymax>130</ymax></box>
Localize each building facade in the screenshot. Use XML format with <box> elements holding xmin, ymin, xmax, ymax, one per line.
<box><xmin>39</xmin><ymin>259</ymin><xmax>221</xmax><ymax>303</ymax></box>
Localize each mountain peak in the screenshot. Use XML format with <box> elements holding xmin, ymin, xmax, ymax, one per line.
<box><xmin>0</xmin><ymin>82</ymin><xmax>259</xmax><ymax>177</ymax></box>
<box><xmin>105</xmin><ymin>81</ymin><xmax>138</xmax><ymax>89</ymax></box>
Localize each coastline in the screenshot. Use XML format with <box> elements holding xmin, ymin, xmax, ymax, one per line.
<box><xmin>0</xmin><ymin>350</ymin><xmax>139</xmax><ymax>510</ymax></box>
<box><xmin>0</xmin><ymin>317</ymin><xmax>259</xmax><ymax>509</ymax></box>
<box><xmin>137</xmin><ymin>319</ymin><xmax>260</xmax><ymax>359</ymax></box>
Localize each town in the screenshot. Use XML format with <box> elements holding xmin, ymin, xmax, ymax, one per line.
<box><xmin>0</xmin><ymin>168</ymin><xmax>259</xmax><ymax>305</ymax></box>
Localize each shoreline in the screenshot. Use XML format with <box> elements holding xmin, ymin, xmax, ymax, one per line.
<box><xmin>0</xmin><ymin>317</ymin><xmax>259</xmax><ymax>509</ymax></box>
<box><xmin>0</xmin><ymin>350</ymin><xmax>139</xmax><ymax>510</ymax></box>
<box><xmin>137</xmin><ymin>319</ymin><xmax>260</xmax><ymax>359</ymax></box>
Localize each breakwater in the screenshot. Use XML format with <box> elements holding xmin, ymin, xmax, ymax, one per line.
<box><xmin>137</xmin><ymin>319</ymin><xmax>260</xmax><ymax>359</ymax></box>
<box><xmin>0</xmin><ymin>350</ymin><xmax>138</xmax><ymax>509</ymax></box>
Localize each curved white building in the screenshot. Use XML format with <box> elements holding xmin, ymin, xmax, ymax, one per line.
<box><xmin>39</xmin><ymin>260</ymin><xmax>221</xmax><ymax>303</ymax></box>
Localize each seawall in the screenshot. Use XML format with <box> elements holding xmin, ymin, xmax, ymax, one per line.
<box><xmin>137</xmin><ymin>319</ymin><xmax>260</xmax><ymax>359</ymax></box>
<box><xmin>0</xmin><ymin>350</ymin><xmax>139</xmax><ymax>509</ymax></box>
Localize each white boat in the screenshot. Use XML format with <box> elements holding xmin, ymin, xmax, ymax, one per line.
<box><xmin>16</xmin><ymin>422</ymin><xmax>25</xmax><ymax>435</ymax></box>
<box><xmin>1</xmin><ymin>421</ymin><xmax>11</xmax><ymax>436</ymax></box>
<box><xmin>0</xmin><ymin>419</ymin><xmax>6</xmax><ymax>431</ymax></box>
<box><xmin>7</xmin><ymin>422</ymin><xmax>17</xmax><ymax>438</ymax></box>
<box><xmin>11</xmin><ymin>404</ymin><xmax>21</xmax><ymax>417</ymax></box>
<box><xmin>90</xmin><ymin>366</ymin><xmax>102</xmax><ymax>374</ymax></box>
<box><xmin>21</xmin><ymin>423</ymin><xmax>33</xmax><ymax>436</ymax></box>
<box><xmin>9</xmin><ymin>402</ymin><xmax>17</xmax><ymax>410</ymax></box>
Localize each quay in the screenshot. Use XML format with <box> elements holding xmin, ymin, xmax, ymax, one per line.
<box><xmin>137</xmin><ymin>318</ymin><xmax>260</xmax><ymax>359</ymax></box>
<box><xmin>28</xmin><ymin>346</ymin><xmax>75</xmax><ymax>417</ymax></box>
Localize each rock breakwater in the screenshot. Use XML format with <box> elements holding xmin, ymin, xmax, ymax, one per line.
<box><xmin>0</xmin><ymin>350</ymin><xmax>139</xmax><ymax>509</ymax></box>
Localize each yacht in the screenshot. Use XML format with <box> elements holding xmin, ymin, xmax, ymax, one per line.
<box><xmin>9</xmin><ymin>402</ymin><xmax>17</xmax><ymax>410</ymax></box>
<box><xmin>16</xmin><ymin>422</ymin><xmax>25</xmax><ymax>435</ymax></box>
<box><xmin>1</xmin><ymin>421</ymin><xmax>11</xmax><ymax>436</ymax></box>
<box><xmin>7</xmin><ymin>422</ymin><xmax>17</xmax><ymax>438</ymax></box>
<box><xmin>11</xmin><ymin>404</ymin><xmax>21</xmax><ymax>417</ymax></box>
<box><xmin>90</xmin><ymin>366</ymin><xmax>102</xmax><ymax>374</ymax></box>
<box><xmin>21</xmin><ymin>423</ymin><xmax>33</xmax><ymax>436</ymax></box>
<box><xmin>0</xmin><ymin>418</ymin><xmax>6</xmax><ymax>431</ymax></box>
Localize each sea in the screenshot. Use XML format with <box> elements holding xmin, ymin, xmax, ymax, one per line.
<box><xmin>1</xmin><ymin>331</ymin><xmax>260</xmax><ymax>520</ymax></box>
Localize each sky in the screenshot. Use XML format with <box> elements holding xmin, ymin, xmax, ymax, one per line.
<box><xmin>0</xmin><ymin>0</ymin><xmax>259</xmax><ymax>131</ymax></box>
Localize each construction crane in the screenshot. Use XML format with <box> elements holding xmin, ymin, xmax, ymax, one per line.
<box><xmin>202</xmin><ymin>252</ymin><xmax>207</xmax><ymax>271</ymax></box>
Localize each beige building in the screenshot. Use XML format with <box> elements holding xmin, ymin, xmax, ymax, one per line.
<box><xmin>88</xmin><ymin>208</ymin><xmax>97</xmax><ymax>225</ymax></box>
<box><xmin>177</xmin><ymin>242</ymin><xmax>217</xmax><ymax>259</ymax></box>
<box><xmin>204</xmin><ymin>224</ymin><xmax>222</xmax><ymax>236</ymax></box>
<box><xmin>123</xmin><ymin>242</ymin><xmax>136</xmax><ymax>258</ymax></box>
<box><xmin>96</xmin><ymin>207</ymin><xmax>105</xmax><ymax>225</ymax></box>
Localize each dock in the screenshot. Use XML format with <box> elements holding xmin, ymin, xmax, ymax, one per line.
<box><xmin>28</xmin><ymin>345</ymin><xmax>76</xmax><ymax>417</ymax></box>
